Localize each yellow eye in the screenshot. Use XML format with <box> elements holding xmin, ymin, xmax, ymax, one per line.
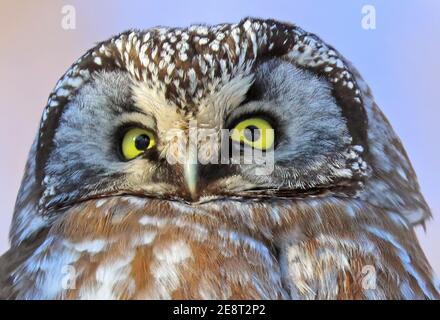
<box><xmin>230</xmin><ymin>117</ymin><xmax>275</xmax><ymax>150</ymax></box>
<box><xmin>121</xmin><ymin>128</ymin><xmax>156</xmax><ymax>160</ymax></box>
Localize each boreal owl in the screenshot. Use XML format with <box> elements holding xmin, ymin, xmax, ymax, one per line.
<box><xmin>0</xmin><ymin>18</ymin><xmax>439</xmax><ymax>300</ymax></box>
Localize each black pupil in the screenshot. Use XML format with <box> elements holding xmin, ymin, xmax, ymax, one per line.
<box><xmin>244</xmin><ymin>125</ymin><xmax>260</xmax><ymax>142</ymax></box>
<box><xmin>135</xmin><ymin>134</ymin><xmax>150</xmax><ymax>150</ymax></box>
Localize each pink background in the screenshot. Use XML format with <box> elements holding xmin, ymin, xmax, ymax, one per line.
<box><xmin>0</xmin><ymin>0</ymin><xmax>439</xmax><ymax>275</ymax></box>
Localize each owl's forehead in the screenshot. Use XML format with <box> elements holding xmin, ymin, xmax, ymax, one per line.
<box><xmin>96</xmin><ymin>19</ymin><xmax>297</xmax><ymax>112</ymax></box>
<box><xmin>41</xmin><ymin>18</ymin><xmax>363</xmax><ymax>122</ymax></box>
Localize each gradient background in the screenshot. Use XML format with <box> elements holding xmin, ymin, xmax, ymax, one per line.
<box><xmin>0</xmin><ymin>0</ymin><xmax>439</xmax><ymax>275</ymax></box>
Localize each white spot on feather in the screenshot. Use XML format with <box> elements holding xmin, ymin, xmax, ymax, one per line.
<box><xmin>145</xmin><ymin>242</ymin><xmax>192</xmax><ymax>299</ymax></box>
<box><xmin>131</xmin><ymin>231</ymin><xmax>157</xmax><ymax>246</ymax></box>
<box><xmin>93</xmin><ymin>57</ymin><xmax>102</xmax><ymax>65</ymax></box>
<box><xmin>79</xmin><ymin>252</ymin><xmax>135</xmax><ymax>300</ymax></box>
<box><xmin>139</xmin><ymin>215</ymin><xmax>168</xmax><ymax>227</ymax></box>
<box><xmin>68</xmin><ymin>239</ymin><xmax>108</xmax><ymax>254</ymax></box>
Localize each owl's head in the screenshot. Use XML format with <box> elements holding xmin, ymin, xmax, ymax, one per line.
<box><xmin>10</xmin><ymin>18</ymin><xmax>429</xmax><ymax>245</ymax></box>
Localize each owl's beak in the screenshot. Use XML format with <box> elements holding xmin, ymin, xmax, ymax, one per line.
<box><xmin>184</xmin><ymin>143</ymin><xmax>198</xmax><ymax>200</ymax></box>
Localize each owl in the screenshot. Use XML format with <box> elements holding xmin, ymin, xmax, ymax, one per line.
<box><xmin>0</xmin><ymin>18</ymin><xmax>439</xmax><ymax>300</ymax></box>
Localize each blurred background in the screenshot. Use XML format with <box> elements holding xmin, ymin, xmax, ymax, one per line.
<box><xmin>0</xmin><ymin>0</ymin><xmax>439</xmax><ymax>275</ymax></box>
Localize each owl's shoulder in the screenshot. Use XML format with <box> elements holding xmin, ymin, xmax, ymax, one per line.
<box><xmin>0</xmin><ymin>229</ymin><xmax>49</xmax><ymax>299</ymax></box>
